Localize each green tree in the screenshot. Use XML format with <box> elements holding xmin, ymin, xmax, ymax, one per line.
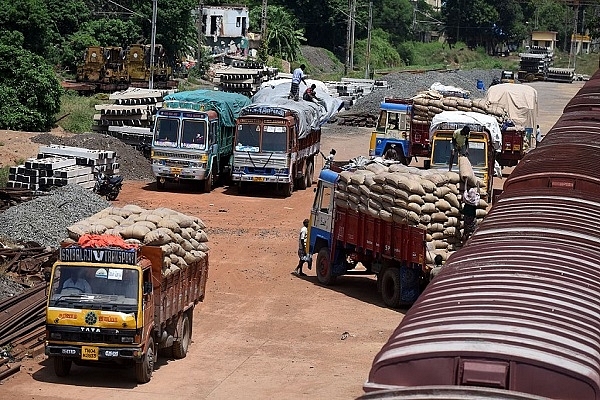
<box><xmin>0</xmin><ymin>40</ymin><xmax>62</xmax><ymax>131</ymax></box>
<box><xmin>250</xmin><ymin>5</ymin><xmax>305</xmax><ymax>61</ymax></box>
<box><xmin>0</xmin><ymin>0</ymin><xmax>54</xmax><ymax>57</ymax></box>
<box><xmin>354</xmin><ymin>28</ymin><xmax>402</xmax><ymax>70</ymax></box>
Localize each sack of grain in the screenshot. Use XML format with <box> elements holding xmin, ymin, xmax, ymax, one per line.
<box><xmin>434</xmin><ymin>186</ymin><xmax>451</xmax><ymax>198</ymax></box>
<box><xmin>370</xmin><ymin>183</ymin><xmax>385</xmax><ymax>194</ymax></box>
<box><xmin>348</xmin><ymin>184</ymin><xmax>361</xmax><ymax>196</ymax></box>
<box><xmin>421</xmin><ymin>203</ymin><xmax>436</xmax><ymax>214</ymax></box>
<box><xmin>359</xmin><ymin>185</ymin><xmax>371</xmax><ymax>197</ymax></box>
<box><xmin>422</xmin><ymin>193</ymin><xmax>437</xmax><ymax>203</ymax></box>
<box><xmin>144</xmin><ymin>227</ymin><xmax>175</xmax><ymax>246</ymax></box>
<box><xmin>379</xmin><ymin>210</ymin><xmax>393</xmax><ymax>222</ymax></box>
<box><xmin>458</xmin><ymin>156</ymin><xmax>478</xmax><ymax>187</ymax></box>
<box><xmin>445</xmin><ymin>217</ymin><xmax>459</xmax><ymax>227</ymax></box>
<box><xmin>135</xmin><ymin>220</ymin><xmax>157</xmax><ymax>230</ymax></box>
<box><xmin>476</xmin><ymin>209</ymin><xmax>487</xmax><ymax>218</ymax></box>
<box><xmin>435</xmin><ymin>199</ymin><xmax>452</xmax><ymax>212</ymax></box>
<box><xmin>446</xmin><ymin>207</ymin><xmax>461</xmax><ymax>217</ymax></box>
<box><xmin>133</xmin><ymin>213</ymin><xmax>163</xmax><ymax>224</ymax></box>
<box><xmin>419</xmin><ymin>179</ymin><xmax>436</xmax><ymax>193</ymax></box>
<box><xmin>420</xmin><ymin>214</ymin><xmax>432</xmax><ymax>224</ymax></box>
<box><xmin>407</xmin><ymin>202</ymin><xmax>422</xmax><ymax>215</ymax></box>
<box><xmin>120</xmin><ymin>224</ymin><xmax>151</xmax><ymax>240</ymax></box>
<box><xmin>366</xmin><ymin>163</ymin><xmax>387</xmax><ymax>175</ymax></box>
<box><xmin>444</xmin><ymin>192</ymin><xmax>460</xmax><ymax>208</ymax></box>
<box><xmin>407</xmin><ymin>194</ymin><xmax>425</xmax><ymax>205</ymax></box>
<box><xmin>445</xmin><ymin>171</ymin><xmax>461</xmax><ymax>184</ymax></box>
<box><xmin>431</xmin><ymin>212</ymin><xmax>448</xmax><ymax>223</ymax></box>
<box><xmin>67</xmin><ymin>224</ymin><xmax>90</xmax><ymax>240</ymax></box>
<box><xmin>195</xmin><ymin>230</ymin><xmax>209</xmax><ymax>243</ymax></box>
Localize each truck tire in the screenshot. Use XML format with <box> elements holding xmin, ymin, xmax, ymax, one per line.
<box><xmin>156</xmin><ymin>178</ymin><xmax>166</xmax><ymax>190</ymax></box>
<box><xmin>297</xmin><ymin>164</ymin><xmax>307</xmax><ymax>190</ymax></box>
<box><xmin>284</xmin><ymin>180</ymin><xmax>294</xmax><ymax>197</ymax></box>
<box><xmin>203</xmin><ymin>173</ymin><xmax>213</xmax><ymax>193</ymax></box>
<box><xmin>424</xmin><ymin>159</ymin><xmax>431</xmax><ymax>170</ymax></box>
<box><xmin>172</xmin><ymin>313</ymin><xmax>191</xmax><ymax>359</ymax></box>
<box><xmin>381</xmin><ymin>268</ymin><xmax>401</xmax><ymax>308</ymax></box>
<box><xmin>53</xmin><ymin>356</ymin><xmax>72</xmax><ymax>377</ymax></box>
<box><xmin>306</xmin><ymin>161</ymin><xmax>314</xmax><ymax>188</ymax></box>
<box><xmin>135</xmin><ymin>337</ymin><xmax>155</xmax><ymax>383</ymax></box>
<box><xmin>316</xmin><ymin>248</ymin><xmax>336</xmax><ymax>285</ymax></box>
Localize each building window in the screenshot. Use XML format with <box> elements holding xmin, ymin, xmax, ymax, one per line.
<box><xmin>236</xmin><ymin>17</ymin><xmax>241</xmax><ymax>27</ymax></box>
<box><xmin>545</xmin><ymin>41</ymin><xmax>551</xmax><ymax>47</ymax></box>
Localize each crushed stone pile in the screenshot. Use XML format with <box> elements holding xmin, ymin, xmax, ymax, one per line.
<box><xmin>32</xmin><ymin>133</ymin><xmax>153</xmax><ymax>181</ymax></box>
<box><xmin>335</xmin><ymin>69</ymin><xmax>503</xmax><ymax>124</ymax></box>
<box><xmin>0</xmin><ymin>185</ymin><xmax>110</xmax><ymax>247</ymax></box>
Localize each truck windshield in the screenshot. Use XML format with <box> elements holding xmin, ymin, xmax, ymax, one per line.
<box><xmin>262</xmin><ymin>125</ymin><xmax>287</xmax><ymax>152</ymax></box>
<box><xmin>154</xmin><ymin>118</ymin><xmax>178</xmax><ymax>147</ymax></box>
<box><xmin>432</xmin><ymin>140</ymin><xmax>487</xmax><ymax>168</ymax></box>
<box><xmin>236</xmin><ymin>123</ymin><xmax>260</xmax><ymax>152</ymax></box>
<box><xmin>48</xmin><ymin>265</ymin><xmax>139</xmax><ymax>311</ymax></box>
<box><xmin>181</xmin><ymin>119</ymin><xmax>207</xmax><ymax>149</ymax></box>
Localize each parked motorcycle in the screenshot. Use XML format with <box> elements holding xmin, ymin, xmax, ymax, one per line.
<box><xmin>93</xmin><ymin>170</ymin><xmax>123</xmax><ymax>201</ymax></box>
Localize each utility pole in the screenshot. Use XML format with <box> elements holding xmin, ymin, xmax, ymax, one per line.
<box><xmin>149</xmin><ymin>0</ymin><xmax>157</xmax><ymax>89</ymax></box>
<box><xmin>456</xmin><ymin>0</ymin><xmax>460</xmax><ymax>43</ymax></box>
<box><xmin>345</xmin><ymin>0</ymin><xmax>351</xmax><ymax>75</ymax></box>
<box><xmin>364</xmin><ymin>1</ymin><xmax>372</xmax><ymax>79</ymax></box>
<box><xmin>569</xmin><ymin>1</ymin><xmax>579</xmax><ymax>70</ymax></box>
<box><xmin>196</xmin><ymin>1</ymin><xmax>204</xmax><ymax>67</ymax></box>
<box><xmin>261</xmin><ymin>0</ymin><xmax>267</xmax><ymax>40</ymax></box>
<box><xmin>350</xmin><ymin>0</ymin><xmax>357</xmax><ymax>71</ymax></box>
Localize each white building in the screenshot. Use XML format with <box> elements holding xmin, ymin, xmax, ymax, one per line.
<box><xmin>202</xmin><ymin>6</ymin><xmax>249</xmax><ymax>54</ymax></box>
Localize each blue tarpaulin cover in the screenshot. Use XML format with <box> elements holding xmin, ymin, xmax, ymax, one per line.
<box><xmin>163</xmin><ymin>90</ymin><xmax>251</xmax><ymax>127</ymax></box>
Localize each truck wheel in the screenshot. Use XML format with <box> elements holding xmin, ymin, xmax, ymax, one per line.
<box><xmin>297</xmin><ymin>164</ymin><xmax>307</xmax><ymax>190</ymax></box>
<box><xmin>53</xmin><ymin>356</ymin><xmax>72</xmax><ymax>377</ymax></box>
<box><xmin>284</xmin><ymin>180</ymin><xmax>294</xmax><ymax>197</ymax></box>
<box><xmin>306</xmin><ymin>162</ymin><xmax>314</xmax><ymax>188</ymax></box>
<box><xmin>424</xmin><ymin>159</ymin><xmax>431</xmax><ymax>169</ymax></box>
<box><xmin>203</xmin><ymin>173</ymin><xmax>213</xmax><ymax>193</ymax></box>
<box><xmin>135</xmin><ymin>337</ymin><xmax>155</xmax><ymax>383</ymax></box>
<box><xmin>316</xmin><ymin>248</ymin><xmax>336</xmax><ymax>285</ymax></box>
<box><xmin>156</xmin><ymin>178</ymin><xmax>165</xmax><ymax>190</ymax></box>
<box><xmin>381</xmin><ymin>268</ymin><xmax>401</xmax><ymax>308</ymax></box>
<box><xmin>173</xmin><ymin>313</ymin><xmax>191</xmax><ymax>359</ymax></box>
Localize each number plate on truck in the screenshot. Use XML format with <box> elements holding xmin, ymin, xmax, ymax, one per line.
<box><xmin>81</xmin><ymin>346</ymin><xmax>99</xmax><ymax>361</ymax></box>
<box><xmin>171</xmin><ymin>167</ymin><xmax>182</xmax><ymax>175</ymax></box>
<box><xmin>252</xmin><ymin>177</ymin><xmax>264</xmax><ymax>182</ymax></box>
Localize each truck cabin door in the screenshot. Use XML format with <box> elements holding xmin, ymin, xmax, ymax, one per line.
<box><xmin>311</xmin><ymin>180</ymin><xmax>335</xmax><ymax>236</ymax></box>
<box><xmin>142</xmin><ymin>269</ymin><xmax>154</xmax><ymax>330</ymax></box>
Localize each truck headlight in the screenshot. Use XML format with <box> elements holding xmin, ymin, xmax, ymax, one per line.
<box><xmin>121</xmin><ymin>336</ymin><xmax>134</xmax><ymax>343</ymax></box>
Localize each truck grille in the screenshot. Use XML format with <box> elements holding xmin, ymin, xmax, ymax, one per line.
<box><xmin>153</xmin><ymin>150</ymin><xmax>200</xmax><ymax>160</ymax></box>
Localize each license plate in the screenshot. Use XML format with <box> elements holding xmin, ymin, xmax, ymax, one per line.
<box><xmin>513</xmin><ymin>145</ymin><xmax>521</xmax><ymax>150</ymax></box>
<box><xmin>81</xmin><ymin>346</ymin><xmax>99</xmax><ymax>361</ymax></box>
<box><xmin>171</xmin><ymin>167</ymin><xmax>182</xmax><ymax>175</ymax></box>
<box><xmin>252</xmin><ymin>177</ymin><xmax>264</xmax><ymax>182</ymax></box>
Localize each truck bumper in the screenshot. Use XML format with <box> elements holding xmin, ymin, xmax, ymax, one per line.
<box><xmin>46</xmin><ymin>343</ymin><xmax>143</xmax><ymax>362</ymax></box>
<box><xmin>231</xmin><ymin>173</ymin><xmax>290</xmax><ymax>184</ymax></box>
<box><xmin>152</xmin><ymin>165</ymin><xmax>207</xmax><ymax>181</ymax></box>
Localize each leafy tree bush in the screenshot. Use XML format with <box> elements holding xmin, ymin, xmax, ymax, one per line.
<box><xmin>250</xmin><ymin>5</ymin><xmax>305</xmax><ymax>61</ymax></box>
<box><xmin>0</xmin><ymin>39</ymin><xmax>62</xmax><ymax>131</ymax></box>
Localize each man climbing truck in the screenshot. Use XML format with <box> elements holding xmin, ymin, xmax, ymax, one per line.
<box><xmin>45</xmin><ymin>226</ymin><xmax>209</xmax><ymax>383</ymax></box>
<box><xmin>151</xmin><ymin>90</ymin><xmax>251</xmax><ymax>191</ymax></box>
<box><xmin>308</xmin><ymin>165</ymin><xmax>427</xmax><ymax>308</ymax></box>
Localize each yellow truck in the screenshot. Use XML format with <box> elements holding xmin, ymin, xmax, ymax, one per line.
<box><xmin>45</xmin><ymin>243</ymin><xmax>208</xmax><ymax>383</ymax></box>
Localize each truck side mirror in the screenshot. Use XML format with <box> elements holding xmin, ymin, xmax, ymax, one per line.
<box><xmin>143</xmin><ymin>282</ymin><xmax>153</xmax><ymax>295</ymax></box>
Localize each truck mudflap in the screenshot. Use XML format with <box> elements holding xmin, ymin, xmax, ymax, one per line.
<box><xmin>46</xmin><ymin>344</ymin><xmax>142</xmax><ymax>361</ymax></box>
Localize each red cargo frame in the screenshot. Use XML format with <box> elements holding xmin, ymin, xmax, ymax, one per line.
<box><xmin>333</xmin><ymin>208</ymin><xmax>425</xmax><ymax>267</ymax></box>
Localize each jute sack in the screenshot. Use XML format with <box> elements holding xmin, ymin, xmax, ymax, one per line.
<box><xmin>369</xmin><ymin>192</ymin><xmax>382</xmax><ymax>203</ymax></box>
<box><xmin>144</xmin><ymin>227</ymin><xmax>175</xmax><ymax>245</ymax></box>
<box><xmin>335</xmin><ymin>199</ymin><xmax>349</xmax><ymax>209</ymax></box>
<box><xmin>348</xmin><ymin>193</ymin><xmax>361</xmax><ymax>205</ymax></box>
<box><xmin>431</xmin><ymin>212</ymin><xmax>448</xmax><ymax>223</ymax></box>
<box><xmin>444</xmin><ymin>192</ymin><xmax>460</xmax><ymax>208</ymax></box>
<box><xmin>431</xmin><ymin>232</ymin><xmax>445</xmax><ymax>240</ymax></box>
<box><xmin>408</xmin><ymin>194</ymin><xmax>425</xmax><ymax>205</ymax></box>
<box><xmin>428</xmin><ymin>223</ymin><xmax>444</xmax><ymax>233</ymax></box>
<box><xmin>445</xmin><ymin>217</ymin><xmax>459</xmax><ymax>227</ymax></box>
<box><xmin>407</xmin><ymin>203</ymin><xmax>422</xmax><ymax>215</ymax></box>
<box><xmin>120</xmin><ymin>224</ymin><xmax>151</xmax><ymax>240</ymax></box>
<box><xmin>380</xmin><ymin>210</ymin><xmax>393</xmax><ymax>222</ymax></box>
<box><xmin>420</xmin><ymin>214</ymin><xmax>432</xmax><ymax>224</ymax></box>
<box><xmin>476</xmin><ymin>209</ymin><xmax>487</xmax><ymax>218</ymax></box>
<box><xmin>348</xmin><ymin>184</ymin><xmax>362</xmax><ymax>196</ymax></box>
<box><xmin>366</xmin><ymin>163</ymin><xmax>388</xmax><ymax>175</ymax></box>
<box><xmin>135</xmin><ymin>220</ymin><xmax>157</xmax><ymax>230</ymax></box>
<box><xmin>419</xmin><ymin>179</ymin><xmax>436</xmax><ymax>193</ymax></box>
<box><xmin>446</xmin><ymin>207</ymin><xmax>461</xmax><ymax>217</ymax></box>
<box><xmin>422</xmin><ymin>193</ymin><xmax>437</xmax><ymax>203</ymax></box>
<box><xmin>390</xmin><ymin>207</ymin><xmax>408</xmax><ymax>219</ymax></box>
<box><xmin>359</xmin><ymin>185</ymin><xmax>371</xmax><ymax>197</ymax></box>
<box><xmin>434</xmin><ymin>186</ymin><xmax>451</xmax><ymax>198</ymax></box>
<box><xmin>370</xmin><ymin>183</ymin><xmax>385</xmax><ymax>194</ymax></box>
<box><xmin>335</xmin><ymin>191</ymin><xmax>348</xmax><ymax>201</ymax></box>
<box><xmin>133</xmin><ymin>214</ymin><xmax>163</xmax><ymax>224</ymax></box>
<box><xmin>123</xmin><ymin>204</ymin><xmax>145</xmax><ymax>214</ymax></box>
<box><xmin>372</xmin><ymin>173</ymin><xmax>389</xmax><ymax>185</ymax></box>
<box><xmin>458</xmin><ymin>156</ymin><xmax>478</xmax><ymax>187</ymax></box>
<box><xmin>421</xmin><ymin>203</ymin><xmax>436</xmax><ymax>214</ymax></box>
<box><xmin>435</xmin><ymin>199</ymin><xmax>452</xmax><ymax>212</ymax></box>
<box><xmin>445</xmin><ymin>171</ymin><xmax>461</xmax><ymax>184</ymax></box>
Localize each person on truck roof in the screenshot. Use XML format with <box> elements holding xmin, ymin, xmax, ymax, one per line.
<box><xmin>289</xmin><ymin>64</ymin><xmax>307</xmax><ymax>101</ymax></box>
<box><xmin>449</xmin><ymin>126</ymin><xmax>470</xmax><ymax>171</ymax></box>
<box><xmin>303</xmin><ymin>84</ymin><xmax>328</xmax><ymax>111</ymax></box>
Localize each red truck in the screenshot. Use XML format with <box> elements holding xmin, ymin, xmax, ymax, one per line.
<box><xmin>45</xmin><ymin>242</ymin><xmax>208</xmax><ymax>383</ymax></box>
<box><xmin>308</xmin><ymin>166</ymin><xmax>427</xmax><ymax>308</ymax></box>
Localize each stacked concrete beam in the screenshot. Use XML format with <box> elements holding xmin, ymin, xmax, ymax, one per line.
<box><xmin>93</xmin><ymin>88</ymin><xmax>174</xmax><ymax>151</ymax></box>
<box><xmin>6</xmin><ymin>145</ymin><xmax>119</xmax><ymax>191</ymax></box>
<box><xmin>213</xmin><ymin>62</ymin><xmax>278</xmax><ymax>97</ymax></box>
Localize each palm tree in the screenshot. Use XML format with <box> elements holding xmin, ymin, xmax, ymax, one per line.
<box><xmin>251</xmin><ymin>5</ymin><xmax>306</xmax><ymax>61</ymax></box>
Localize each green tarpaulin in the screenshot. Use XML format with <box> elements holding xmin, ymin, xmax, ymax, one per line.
<box><xmin>163</xmin><ymin>90</ymin><xmax>251</xmax><ymax>127</ymax></box>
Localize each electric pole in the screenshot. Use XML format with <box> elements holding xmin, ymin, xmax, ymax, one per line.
<box><xmin>149</xmin><ymin>0</ymin><xmax>157</xmax><ymax>89</ymax></box>
<box><xmin>345</xmin><ymin>0</ymin><xmax>351</xmax><ymax>75</ymax></box>
<box><xmin>364</xmin><ymin>2</ymin><xmax>372</xmax><ymax>79</ymax></box>
<box><xmin>261</xmin><ymin>0</ymin><xmax>267</xmax><ymax>39</ymax></box>
<box><xmin>196</xmin><ymin>1</ymin><xmax>204</xmax><ymax>67</ymax></box>
<box><xmin>350</xmin><ymin>0</ymin><xmax>356</xmax><ymax>71</ymax></box>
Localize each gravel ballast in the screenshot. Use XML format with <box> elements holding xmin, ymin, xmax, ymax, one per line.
<box><xmin>0</xmin><ymin>184</ymin><xmax>110</xmax><ymax>247</ymax></box>
<box><xmin>341</xmin><ymin>68</ymin><xmax>503</xmax><ymax>117</ymax></box>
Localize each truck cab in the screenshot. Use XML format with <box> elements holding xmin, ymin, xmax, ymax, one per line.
<box><xmin>430</xmin><ymin>127</ymin><xmax>495</xmax><ymax>201</ymax></box>
<box><xmin>500</xmin><ymin>70</ymin><xmax>516</xmax><ymax>83</ymax></box>
<box><xmin>45</xmin><ymin>246</ymin><xmax>156</xmax><ymax>382</ymax></box>
<box><xmin>369</xmin><ymin>98</ymin><xmax>412</xmax><ymax>165</ymax></box>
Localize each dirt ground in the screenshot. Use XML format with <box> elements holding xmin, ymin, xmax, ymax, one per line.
<box><xmin>0</xmin><ymin>81</ymin><xmax>583</xmax><ymax>399</ymax></box>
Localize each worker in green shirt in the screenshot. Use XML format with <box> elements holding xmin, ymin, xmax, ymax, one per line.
<box><xmin>449</xmin><ymin>126</ymin><xmax>470</xmax><ymax>171</ymax></box>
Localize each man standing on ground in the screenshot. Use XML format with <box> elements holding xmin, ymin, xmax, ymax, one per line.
<box><xmin>295</xmin><ymin>218</ymin><xmax>312</xmax><ymax>276</ymax></box>
<box><xmin>289</xmin><ymin>64</ymin><xmax>307</xmax><ymax>101</ymax></box>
